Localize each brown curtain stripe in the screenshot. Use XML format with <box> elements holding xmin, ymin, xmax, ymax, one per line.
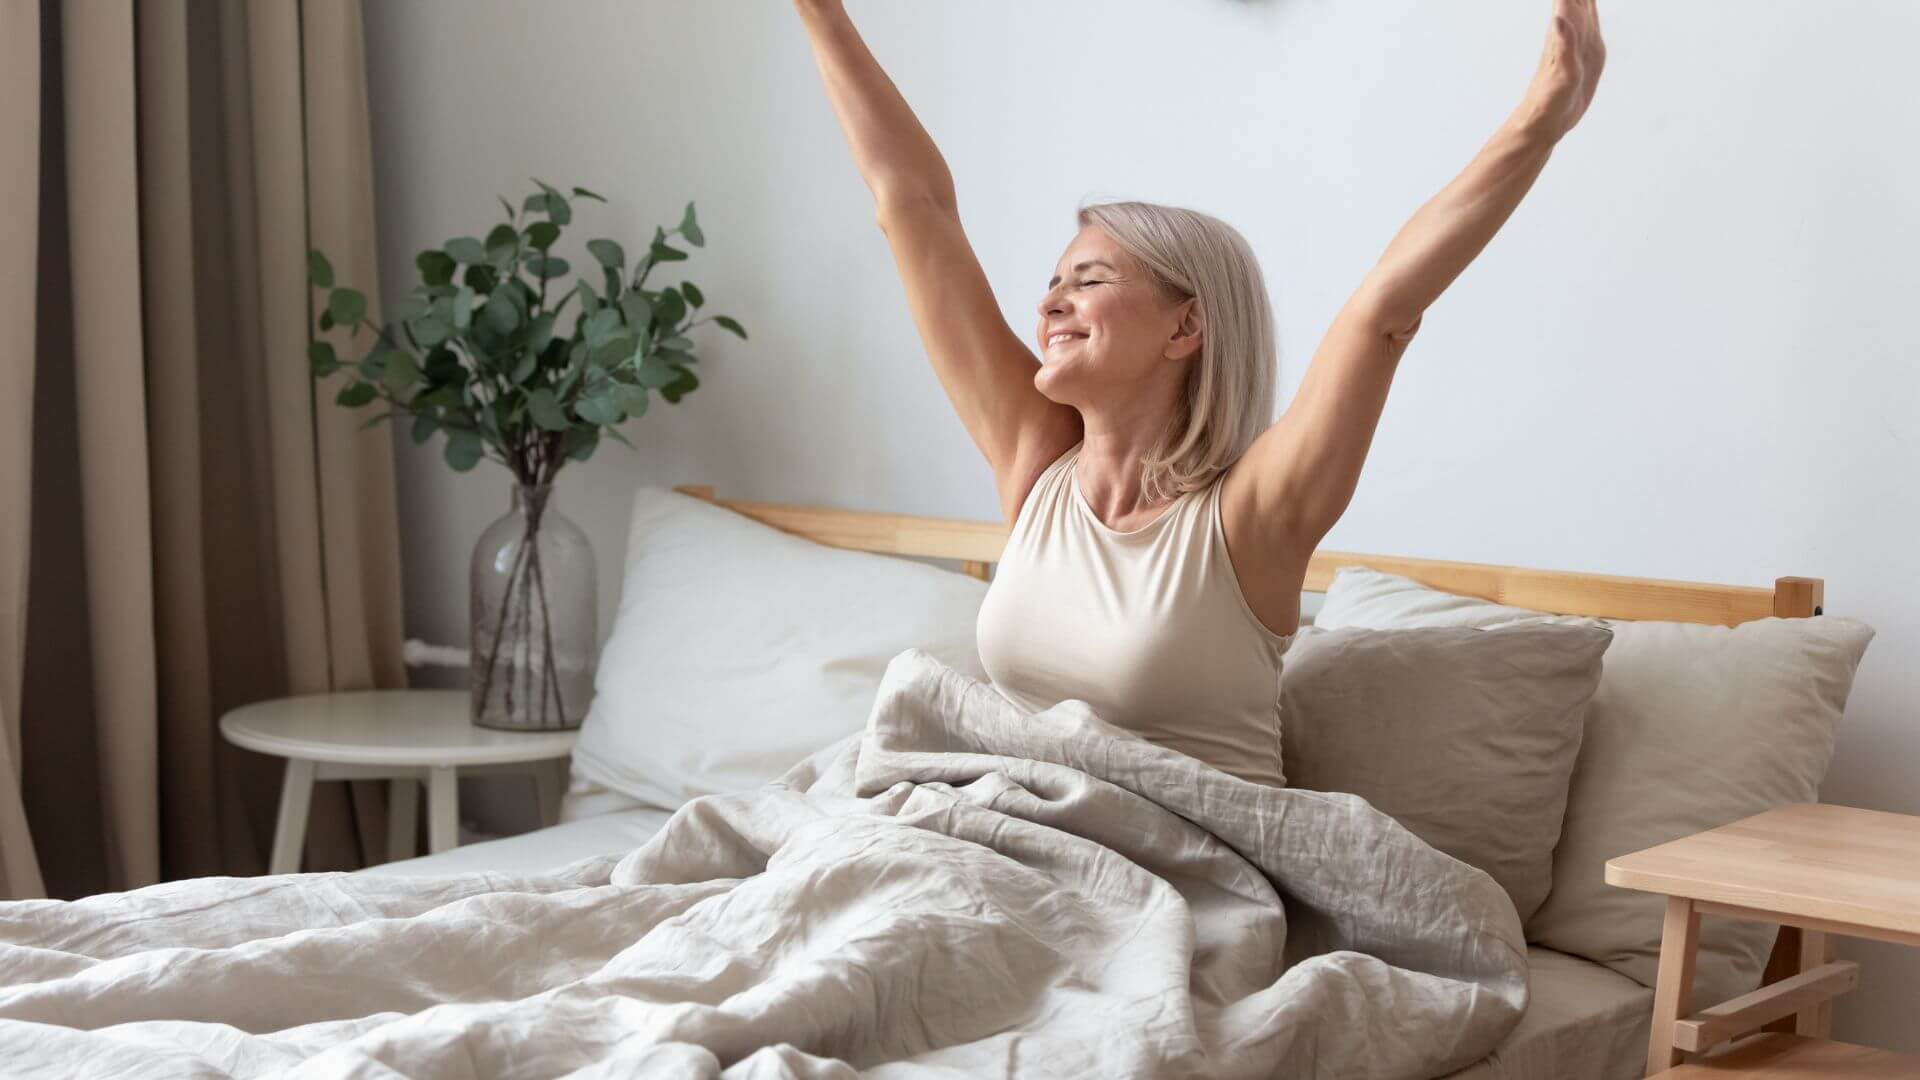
<box><xmin>1</xmin><ymin>0</ymin><xmax>49</xmax><ymax>901</ymax></box>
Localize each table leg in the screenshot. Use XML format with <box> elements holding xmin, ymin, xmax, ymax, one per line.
<box><xmin>269</xmin><ymin>759</ymin><xmax>316</xmax><ymax>875</ymax></box>
<box><xmin>387</xmin><ymin>777</ymin><xmax>419</xmax><ymax>862</ymax></box>
<box><xmin>427</xmin><ymin>765</ymin><xmax>459</xmax><ymax>854</ymax></box>
<box><xmin>1796</xmin><ymin>929</ymin><xmax>1838</xmax><ymax>1037</ymax></box>
<box><xmin>532</xmin><ymin>759</ymin><xmax>560</xmax><ymax>828</ymax></box>
<box><xmin>1646</xmin><ymin>896</ymin><xmax>1701</xmax><ymax>1076</ymax></box>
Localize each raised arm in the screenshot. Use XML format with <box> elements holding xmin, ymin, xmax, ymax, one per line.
<box><xmin>1234</xmin><ymin>0</ymin><xmax>1606</xmax><ymax>555</ymax></box>
<box><xmin>794</xmin><ymin>0</ymin><xmax>1080</xmax><ymax>523</ymax></box>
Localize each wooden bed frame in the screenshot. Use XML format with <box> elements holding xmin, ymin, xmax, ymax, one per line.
<box><xmin>672</xmin><ymin>483</ymin><xmax>1828</xmax><ymax>1029</ymax></box>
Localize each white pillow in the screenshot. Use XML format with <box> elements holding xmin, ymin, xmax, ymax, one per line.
<box><xmin>570</xmin><ymin>486</ymin><xmax>989</xmax><ymax>812</ymax></box>
<box><xmin>1315</xmin><ymin>566</ymin><xmax>1876</xmax><ymax>1005</ymax></box>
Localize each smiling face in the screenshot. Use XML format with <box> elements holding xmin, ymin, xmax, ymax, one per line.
<box><xmin>1033</xmin><ymin>224</ymin><xmax>1203</xmax><ymax>408</ymax></box>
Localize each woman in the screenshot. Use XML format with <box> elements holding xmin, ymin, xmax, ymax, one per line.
<box><xmin>795</xmin><ymin>0</ymin><xmax>1606</xmax><ymax>787</ymax></box>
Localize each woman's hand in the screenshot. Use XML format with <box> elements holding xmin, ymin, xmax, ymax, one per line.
<box><xmin>1513</xmin><ymin>0</ymin><xmax>1607</xmax><ymax>144</ymax></box>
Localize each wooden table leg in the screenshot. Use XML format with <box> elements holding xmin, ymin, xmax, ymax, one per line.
<box><xmin>1647</xmin><ymin>896</ymin><xmax>1702</xmax><ymax>1076</ymax></box>
<box><xmin>427</xmin><ymin>765</ymin><xmax>459</xmax><ymax>854</ymax></box>
<box><xmin>387</xmin><ymin>777</ymin><xmax>419</xmax><ymax>861</ymax></box>
<box><xmin>531</xmin><ymin>759</ymin><xmax>560</xmax><ymax>828</ymax></box>
<box><xmin>269</xmin><ymin>758</ymin><xmax>316</xmax><ymax>875</ymax></box>
<box><xmin>1796</xmin><ymin>929</ymin><xmax>1838</xmax><ymax>1038</ymax></box>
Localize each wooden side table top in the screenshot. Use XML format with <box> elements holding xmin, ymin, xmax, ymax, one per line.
<box><xmin>1606</xmin><ymin>802</ymin><xmax>1920</xmax><ymax>946</ymax></box>
<box><xmin>220</xmin><ymin>689</ymin><xmax>579</xmax><ymax>768</ymax></box>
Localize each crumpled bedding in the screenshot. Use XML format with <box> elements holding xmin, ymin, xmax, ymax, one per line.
<box><xmin>0</xmin><ymin>648</ymin><xmax>1527</xmax><ymax>1078</ymax></box>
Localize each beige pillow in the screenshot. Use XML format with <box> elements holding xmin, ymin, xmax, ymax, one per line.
<box><xmin>1279</xmin><ymin>622</ymin><xmax>1613</xmax><ymax>923</ymax></box>
<box><xmin>1315</xmin><ymin>566</ymin><xmax>1876</xmax><ymax>1005</ymax></box>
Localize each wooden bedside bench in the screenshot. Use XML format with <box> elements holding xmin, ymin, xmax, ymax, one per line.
<box><xmin>1605</xmin><ymin>802</ymin><xmax>1920</xmax><ymax>1077</ymax></box>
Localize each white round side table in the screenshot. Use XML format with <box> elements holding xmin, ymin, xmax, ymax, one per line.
<box><xmin>219</xmin><ymin>690</ymin><xmax>580</xmax><ymax>874</ymax></box>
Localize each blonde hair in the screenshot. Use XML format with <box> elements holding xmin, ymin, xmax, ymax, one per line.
<box><xmin>1076</xmin><ymin>199</ymin><xmax>1277</xmax><ymax>504</ymax></box>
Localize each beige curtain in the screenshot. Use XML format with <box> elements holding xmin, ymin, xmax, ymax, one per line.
<box><xmin>0</xmin><ymin>0</ymin><xmax>407</xmax><ymax>900</ymax></box>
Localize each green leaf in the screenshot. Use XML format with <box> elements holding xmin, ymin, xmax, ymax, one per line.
<box><xmin>482</xmin><ymin>290</ymin><xmax>519</xmax><ymax>333</ymax></box>
<box><xmin>660</xmin><ymin>334</ymin><xmax>694</xmax><ymax>351</ymax></box>
<box><xmin>445</xmin><ymin>237</ymin><xmax>487</xmax><ymax>265</ymax></box>
<box><xmin>575</xmin><ymin>391</ymin><xmax>623</xmax><ymax>426</ymax></box>
<box><xmin>546</xmin><ymin>194</ymin><xmax>572</xmax><ymax>226</ymax></box>
<box><xmin>336</xmin><ymin>381</ymin><xmax>377</xmax><ymax>407</ymax></box>
<box><xmin>561</xmin><ymin>426</ymin><xmax>600</xmax><ymax>463</ymax></box>
<box><xmin>308</xmin><ymin>250</ymin><xmax>335</xmax><ymax>288</ymax></box>
<box><xmin>417</xmin><ymin>250</ymin><xmax>456</xmax><ymax>286</ymax></box>
<box><xmin>308</xmin><ymin>341</ymin><xmax>341</xmax><ymax>376</ymax></box>
<box><xmin>526</xmin><ymin>388</ymin><xmax>570</xmax><ymax>431</ymax></box>
<box><xmin>410</xmin><ymin>413</ymin><xmax>439</xmax><ymax>445</ymax></box>
<box><xmin>619</xmin><ymin>292</ymin><xmax>654</xmax><ymax>337</ymax></box>
<box><xmin>612</xmin><ymin>384</ymin><xmax>650</xmax><ymax>418</ymax></box>
<box><xmin>462</xmin><ymin>264</ymin><xmax>498</xmax><ymax>293</ymax></box>
<box><xmin>527</xmin><ymin>254</ymin><xmax>570</xmax><ymax>279</ymax></box>
<box><xmin>649</xmin><ymin>240</ymin><xmax>688</xmax><ymax>263</ymax></box>
<box><xmin>444</xmin><ymin>429</ymin><xmax>485</xmax><ymax>472</ymax></box>
<box><xmin>590</xmin><ymin>333</ymin><xmax>637</xmax><ymax>370</ymax></box>
<box><xmin>602</xmin><ymin>267</ymin><xmax>622</xmax><ymax>305</ymax></box>
<box><xmin>497</xmin><ymin>194</ymin><xmax>516</xmax><ymax>220</ymax></box>
<box><xmin>358</xmin><ymin>409</ymin><xmax>400</xmax><ymax>431</ymax></box>
<box><xmin>528</xmin><ymin>313</ymin><xmax>557</xmax><ymax>355</ymax></box>
<box><xmin>678</xmin><ymin>201</ymin><xmax>703</xmax><ymax>247</ymax></box>
<box><xmin>582</xmin><ymin>307</ymin><xmax>621</xmax><ymax>347</ymax></box>
<box><xmin>636</xmin><ymin>354</ymin><xmax>677</xmax><ymax>388</ymax></box>
<box><xmin>652</xmin><ymin>287</ymin><xmax>687</xmax><ymax>329</ymax></box>
<box><xmin>572</xmin><ymin>186</ymin><xmax>607</xmax><ymax>203</ymax></box>
<box><xmin>660</xmin><ymin>365</ymin><xmax>699</xmax><ymax>403</ymax></box>
<box><xmin>524</xmin><ymin>221</ymin><xmax>560</xmax><ymax>251</ymax></box>
<box><xmin>713</xmin><ymin>315</ymin><xmax>748</xmax><ymax>340</ymax></box>
<box><xmin>381</xmin><ymin>349</ymin><xmax>422</xmax><ymax>391</ymax></box>
<box><xmin>328</xmin><ymin>288</ymin><xmax>367</xmax><ymax>327</ymax></box>
<box><xmin>423</xmin><ymin>347</ymin><xmax>463</xmax><ymax>383</ymax></box>
<box><xmin>317</xmin><ymin>309</ymin><xmax>336</xmax><ymax>332</ymax></box>
<box><xmin>587</xmin><ymin>239</ymin><xmax>625</xmax><ymax>270</ymax></box>
<box><xmin>392</xmin><ymin>296</ymin><xmax>431</xmax><ymax>321</ymax></box>
<box><xmin>413</xmin><ymin>315</ymin><xmax>452</xmax><ymax>347</ymax></box>
<box><xmin>510</xmin><ymin>350</ymin><xmax>538</xmax><ymax>384</ymax></box>
<box><xmin>681</xmin><ymin>281</ymin><xmax>704</xmax><ymax>308</ymax></box>
<box><xmin>452</xmin><ymin>286</ymin><xmax>475</xmax><ymax>330</ymax></box>
<box><xmin>575</xmin><ymin>279</ymin><xmax>602</xmax><ymax>316</ymax></box>
<box><xmin>485</xmin><ymin>223</ymin><xmax>519</xmax><ymax>259</ymax></box>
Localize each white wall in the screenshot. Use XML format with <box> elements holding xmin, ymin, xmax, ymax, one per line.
<box><xmin>364</xmin><ymin>0</ymin><xmax>1920</xmax><ymax>1050</ymax></box>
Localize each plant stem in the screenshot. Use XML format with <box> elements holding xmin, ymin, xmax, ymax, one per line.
<box><xmin>475</xmin><ymin>531</ymin><xmax>533</xmax><ymax>711</ymax></box>
<box><xmin>528</xmin><ymin>537</ymin><xmax>566</xmax><ymax>726</ymax></box>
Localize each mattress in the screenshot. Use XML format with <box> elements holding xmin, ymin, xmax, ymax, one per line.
<box><xmin>356</xmin><ymin>787</ymin><xmax>1653</xmax><ymax>1080</ymax></box>
<box><xmin>355</xmin><ymin>792</ymin><xmax>673</xmax><ymax>878</ymax></box>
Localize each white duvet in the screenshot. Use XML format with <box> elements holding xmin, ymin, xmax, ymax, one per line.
<box><xmin>0</xmin><ymin>649</ymin><xmax>1527</xmax><ymax>1078</ymax></box>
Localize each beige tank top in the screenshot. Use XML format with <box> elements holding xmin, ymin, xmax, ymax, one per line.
<box><xmin>975</xmin><ymin>440</ymin><xmax>1294</xmax><ymax>787</ymax></box>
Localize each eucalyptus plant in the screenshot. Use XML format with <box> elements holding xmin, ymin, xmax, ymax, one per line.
<box><xmin>305</xmin><ymin>181</ymin><xmax>748</xmax><ymax>728</ymax></box>
<box><xmin>305</xmin><ymin>180</ymin><xmax>746</xmax><ymax>488</ymax></box>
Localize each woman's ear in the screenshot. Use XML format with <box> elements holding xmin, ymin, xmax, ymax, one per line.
<box><xmin>1165</xmin><ymin>297</ymin><xmax>1205</xmax><ymax>362</ymax></box>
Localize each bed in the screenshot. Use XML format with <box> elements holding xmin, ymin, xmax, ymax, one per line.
<box><xmin>0</xmin><ymin>483</ymin><xmax>1874</xmax><ymax>1078</ymax></box>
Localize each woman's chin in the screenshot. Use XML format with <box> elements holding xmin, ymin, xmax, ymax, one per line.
<box><xmin>1033</xmin><ymin>359</ymin><xmax>1082</xmax><ymax>403</ymax></box>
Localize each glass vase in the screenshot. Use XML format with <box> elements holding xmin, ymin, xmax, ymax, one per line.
<box><xmin>469</xmin><ymin>482</ymin><xmax>597</xmax><ymax>730</ymax></box>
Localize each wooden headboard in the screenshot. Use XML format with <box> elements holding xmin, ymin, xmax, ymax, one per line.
<box><xmin>674</xmin><ymin>484</ymin><xmax>1824</xmax><ymax>625</ymax></box>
